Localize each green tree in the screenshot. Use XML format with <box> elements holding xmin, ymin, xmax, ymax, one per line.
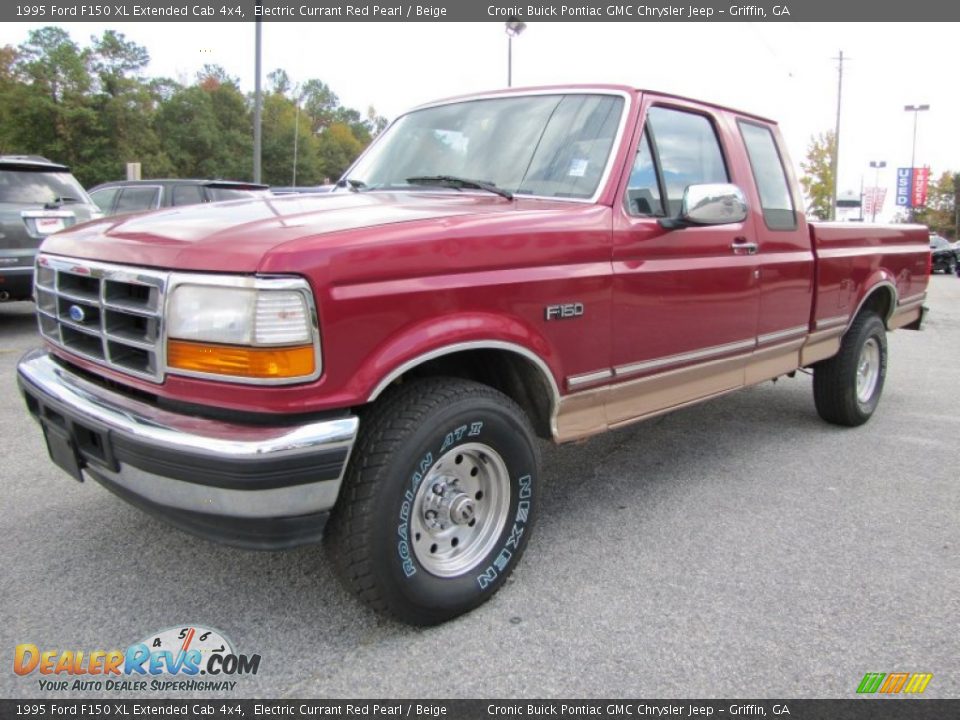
<box><xmin>8</xmin><ymin>27</ymin><xmax>97</xmax><ymax>177</ymax></box>
<box><xmin>86</xmin><ymin>31</ymin><xmax>169</xmax><ymax>183</ymax></box>
<box><xmin>911</xmin><ymin>171</ymin><xmax>958</xmax><ymax>238</ymax></box>
<box><xmin>316</xmin><ymin>122</ymin><xmax>364</xmax><ymax>180</ymax></box>
<box><xmin>799</xmin><ymin>131</ymin><xmax>836</xmax><ymax>221</ymax></box>
<box><xmin>301</xmin><ymin>79</ymin><xmax>339</xmax><ymax>133</ymax></box>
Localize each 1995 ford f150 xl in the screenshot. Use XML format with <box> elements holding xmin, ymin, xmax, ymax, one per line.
<box><xmin>17</xmin><ymin>86</ymin><xmax>929</xmax><ymax>624</ymax></box>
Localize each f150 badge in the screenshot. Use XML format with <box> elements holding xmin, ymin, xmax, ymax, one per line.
<box><xmin>545</xmin><ymin>303</ymin><xmax>584</xmax><ymax>321</ymax></box>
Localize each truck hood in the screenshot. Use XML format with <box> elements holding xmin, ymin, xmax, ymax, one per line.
<box><xmin>39</xmin><ymin>191</ymin><xmax>529</xmax><ymax>273</ymax></box>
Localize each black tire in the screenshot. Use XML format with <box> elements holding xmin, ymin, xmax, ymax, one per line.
<box><xmin>813</xmin><ymin>312</ymin><xmax>887</xmax><ymax>427</ymax></box>
<box><xmin>326</xmin><ymin>377</ymin><xmax>540</xmax><ymax>625</ymax></box>
<box><xmin>949</xmin><ymin>258</ymin><xmax>958</xmax><ymax>275</ymax></box>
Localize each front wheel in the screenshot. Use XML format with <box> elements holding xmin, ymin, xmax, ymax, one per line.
<box><xmin>326</xmin><ymin>378</ymin><xmax>539</xmax><ymax>625</ymax></box>
<box><xmin>948</xmin><ymin>258</ymin><xmax>958</xmax><ymax>275</ymax></box>
<box><xmin>812</xmin><ymin>312</ymin><xmax>887</xmax><ymax>427</ymax></box>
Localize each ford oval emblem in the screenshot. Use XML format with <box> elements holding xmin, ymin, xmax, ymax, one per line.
<box><xmin>68</xmin><ymin>305</ymin><xmax>86</xmax><ymax>323</ymax></box>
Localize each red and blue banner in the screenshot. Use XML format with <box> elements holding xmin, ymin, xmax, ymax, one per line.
<box><xmin>896</xmin><ymin>167</ymin><xmax>930</xmax><ymax>208</ymax></box>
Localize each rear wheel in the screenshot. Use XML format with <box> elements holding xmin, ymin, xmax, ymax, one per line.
<box><xmin>813</xmin><ymin>312</ymin><xmax>887</xmax><ymax>427</ymax></box>
<box><xmin>326</xmin><ymin>377</ymin><xmax>539</xmax><ymax>625</ymax></box>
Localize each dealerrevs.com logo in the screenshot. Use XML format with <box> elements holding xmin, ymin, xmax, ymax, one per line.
<box><xmin>857</xmin><ymin>672</ymin><xmax>933</xmax><ymax>694</ymax></box>
<box><xmin>14</xmin><ymin>625</ymin><xmax>261</xmax><ymax>693</ymax></box>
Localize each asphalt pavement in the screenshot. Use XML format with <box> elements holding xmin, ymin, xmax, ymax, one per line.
<box><xmin>1</xmin><ymin>276</ymin><xmax>957</xmax><ymax>699</ymax></box>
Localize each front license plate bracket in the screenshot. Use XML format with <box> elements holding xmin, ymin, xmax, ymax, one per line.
<box><xmin>42</xmin><ymin>423</ymin><xmax>85</xmax><ymax>482</ymax></box>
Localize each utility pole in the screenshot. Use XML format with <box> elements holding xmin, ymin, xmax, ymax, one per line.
<box><xmin>253</xmin><ymin>12</ymin><xmax>263</xmax><ymax>184</ymax></box>
<box><xmin>830</xmin><ymin>50</ymin><xmax>844</xmax><ymax>221</ymax></box>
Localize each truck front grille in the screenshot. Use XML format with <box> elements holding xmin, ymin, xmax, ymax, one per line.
<box><xmin>34</xmin><ymin>255</ymin><xmax>168</xmax><ymax>382</ymax></box>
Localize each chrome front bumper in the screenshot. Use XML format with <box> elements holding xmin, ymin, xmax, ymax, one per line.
<box><xmin>17</xmin><ymin>349</ymin><xmax>358</xmax><ymax>548</ymax></box>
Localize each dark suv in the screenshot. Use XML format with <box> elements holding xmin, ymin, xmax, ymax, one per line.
<box><xmin>930</xmin><ymin>233</ymin><xmax>959</xmax><ymax>275</ymax></box>
<box><xmin>88</xmin><ymin>179</ymin><xmax>269</xmax><ymax>217</ymax></box>
<box><xmin>0</xmin><ymin>156</ymin><xmax>102</xmax><ymax>302</ymax></box>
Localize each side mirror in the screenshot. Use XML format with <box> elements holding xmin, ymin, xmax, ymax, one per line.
<box><xmin>660</xmin><ymin>183</ymin><xmax>748</xmax><ymax>229</ymax></box>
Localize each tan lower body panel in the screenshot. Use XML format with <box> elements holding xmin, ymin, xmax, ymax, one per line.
<box><xmin>554</xmin><ymin>338</ymin><xmax>811</xmax><ymax>443</ymax></box>
<box><xmin>799</xmin><ymin>328</ymin><xmax>843</xmax><ymax>366</ymax></box>
<box><xmin>888</xmin><ymin>303</ymin><xmax>922</xmax><ymax>331</ymax></box>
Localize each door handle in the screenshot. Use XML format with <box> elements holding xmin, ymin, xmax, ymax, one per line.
<box><xmin>731</xmin><ymin>237</ymin><xmax>758</xmax><ymax>255</ymax></box>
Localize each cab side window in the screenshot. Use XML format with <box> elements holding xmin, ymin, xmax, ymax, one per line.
<box><xmin>625</xmin><ymin>107</ymin><xmax>729</xmax><ymax>218</ymax></box>
<box><xmin>738</xmin><ymin>120</ymin><xmax>797</xmax><ymax>230</ymax></box>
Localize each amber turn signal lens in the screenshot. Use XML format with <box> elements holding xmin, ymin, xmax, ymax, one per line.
<box><xmin>167</xmin><ymin>340</ymin><xmax>315</xmax><ymax>379</ymax></box>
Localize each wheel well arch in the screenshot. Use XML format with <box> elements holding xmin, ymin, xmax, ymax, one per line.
<box><xmin>851</xmin><ymin>281</ymin><xmax>897</xmax><ymax>329</ymax></box>
<box><xmin>366</xmin><ymin>343</ymin><xmax>559</xmax><ymax>440</ymax></box>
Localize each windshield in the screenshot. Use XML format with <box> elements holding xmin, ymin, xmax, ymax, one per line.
<box><xmin>930</xmin><ymin>235</ymin><xmax>950</xmax><ymax>249</ymax></box>
<box><xmin>0</xmin><ymin>169</ymin><xmax>90</xmax><ymax>205</ymax></box>
<box><xmin>346</xmin><ymin>93</ymin><xmax>625</xmax><ymax>200</ymax></box>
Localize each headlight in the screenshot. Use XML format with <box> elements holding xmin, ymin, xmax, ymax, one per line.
<box><xmin>165</xmin><ymin>276</ymin><xmax>319</xmax><ymax>384</ymax></box>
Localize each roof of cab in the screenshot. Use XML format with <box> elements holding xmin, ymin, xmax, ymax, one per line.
<box><xmin>408</xmin><ymin>84</ymin><xmax>776</xmax><ymax>124</ymax></box>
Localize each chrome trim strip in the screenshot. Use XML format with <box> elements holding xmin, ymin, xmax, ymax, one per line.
<box><xmin>18</xmin><ymin>350</ymin><xmax>358</xmax><ymax>518</ymax></box>
<box><xmin>816</xmin><ymin>315</ymin><xmax>848</xmax><ymax>331</ymax></box>
<box><xmin>614</xmin><ymin>338</ymin><xmax>756</xmax><ymax>378</ymax></box>
<box><xmin>898</xmin><ymin>291</ymin><xmax>926</xmax><ymax>306</ymax></box>
<box><xmin>757</xmin><ymin>325</ymin><xmax>809</xmax><ymax>346</ymax></box>
<box><xmin>367</xmin><ymin>340</ymin><xmax>561</xmax><ymax>408</ymax></box>
<box><xmin>339</xmin><ymin>88</ymin><xmax>634</xmax><ymax>206</ymax></box>
<box><xmin>848</xmin><ymin>280</ymin><xmax>898</xmax><ymax>328</ymax></box>
<box><xmin>567</xmin><ymin>369</ymin><xmax>614</xmax><ymax>388</ymax></box>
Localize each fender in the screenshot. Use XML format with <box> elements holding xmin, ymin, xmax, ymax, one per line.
<box><xmin>354</xmin><ymin>312</ymin><xmax>562</xmax><ymax>404</ymax></box>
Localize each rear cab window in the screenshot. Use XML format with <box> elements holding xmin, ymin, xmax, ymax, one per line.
<box><xmin>738</xmin><ymin>120</ymin><xmax>797</xmax><ymax>230</ymax></box>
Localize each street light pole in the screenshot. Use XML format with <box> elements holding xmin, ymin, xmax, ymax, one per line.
<box><xmin>505</xmin><ymin>20</ymin><xmax>526</xmax><ymax>87</ymax></box>
<box><xmin>904</xmin><ymin>104</ymin><xmax>930</xmax><ymax>173</ymax></box>
<box><xmin>904</xmin><ymin>104</ymin><xmax>929</xmax><ymax>222</ymax></box>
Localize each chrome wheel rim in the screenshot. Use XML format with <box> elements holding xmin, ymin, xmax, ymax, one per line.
<box><xmin>856</xmin><ymin>337</ymin><xmax>881</xmax><ymax>403</ymax></box>
<box><xmin>411</xmin><ymin>442</ymin><xmax>510</xmax><ymax>577</ymax></box>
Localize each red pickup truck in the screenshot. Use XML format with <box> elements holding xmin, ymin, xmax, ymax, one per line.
<box><xmin>17</xmin><ymin>86</ymin><xmax>929</xmax><ymax>625</ymax></box>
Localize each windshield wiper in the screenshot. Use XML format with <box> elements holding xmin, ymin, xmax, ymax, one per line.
<box><xmin>406</xmin><ymin>176</ymin><xmax>513</xmax><ymax>201</ymax></box>
<box><xmin>44</xmin><ymin>196</ymin><xmax>81</xmax><ymax>209</ymax></box>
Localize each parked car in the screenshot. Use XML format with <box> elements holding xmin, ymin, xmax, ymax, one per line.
<box><xmin>929</xmin><ymin>233</ymin><xmax>959</xmax><ymax>274</ymax></box>
<box><xmin>0</xmin><ymin>156</ymin><xmax>101</xmax><ymax>302</ymax></box>
<box><xmin>88</xmin><ymin>179</ymin><xmax>269</xmax><ymax>217</ymax></box>
<box><xmin>18</xmin><ymin>86</ymin><xmax>929</xmax><ymax>625</ymax></box>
